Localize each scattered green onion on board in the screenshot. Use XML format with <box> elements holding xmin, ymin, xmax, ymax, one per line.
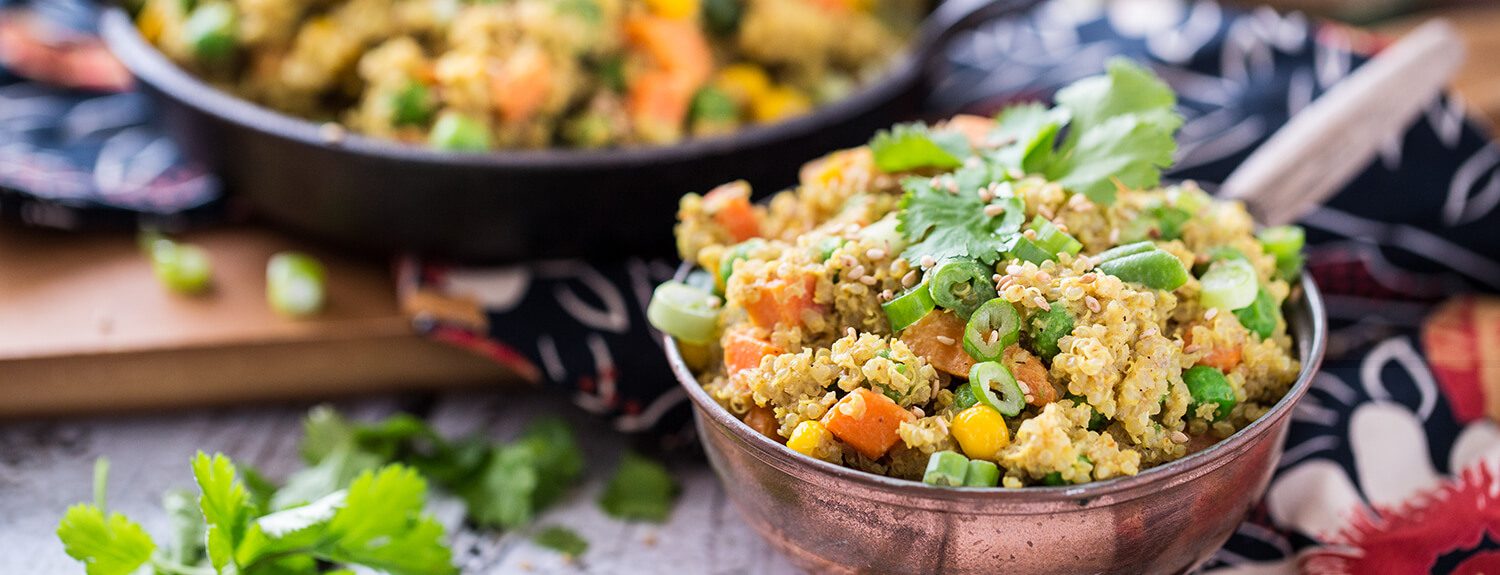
<box><xmin>148</xmin><ymin>237</ymin><xmax>213</xmax><ymax>295</ymax></box>
<box><xmin>266</xmin><ymin>251</ymin><xmax>326</xmax><ymax>317</ymax></box>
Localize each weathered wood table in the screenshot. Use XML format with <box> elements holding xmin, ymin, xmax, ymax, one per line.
<box><xmin>0</xmin><ymin>390</ymin><xmax>800</xmax><ymax>574</ymax></box>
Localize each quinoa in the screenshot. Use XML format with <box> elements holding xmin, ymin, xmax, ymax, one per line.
<box><xmin>672</xmin><ymin>115</ymin><xmax>1304</xmax><ymax>486</ymax></box>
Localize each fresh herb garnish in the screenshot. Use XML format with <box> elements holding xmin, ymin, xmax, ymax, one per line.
<box><xmin>897</xmin><ymin>164</ymin><xmax>1025</xmax><ymax>266</ymax></box>
<box><xmin>599</xmin><ymin>453</ymin><xmax>680</xmax><ymax>522</ymax></box>
<box><xmin>533</xmin><ymin>526</ymin><xmax>590</xmax><ymax>557</ymax></box>
<box><xmin>869</xmin><ymin>122</ymin><xmax>972</xmax><ymax>172</ymax></box>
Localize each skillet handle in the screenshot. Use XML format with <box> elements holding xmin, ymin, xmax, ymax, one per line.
<box><xmin>910</xmin><ymin>0</ymin><xmax>1037</xmax><ymax>84</ymax></box>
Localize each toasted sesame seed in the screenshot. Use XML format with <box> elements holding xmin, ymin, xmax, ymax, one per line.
<box><xmin>860</xmin><ymin>275</ymin><xmax>878</xmax><ymax>286</ymax></box>
<box><xmin>1184</xmin><ymin>344</ymin><xmax>1201</xmax><ymax>353</ymax></box>
<box><xmin>880</xmin><ymin>289</ymin><xmax>894</xmax><ymax>301</ymax></box>
<box><xmin>935</xmin><ymin>335</ymin><xmax>956</xmax><ymax>346</ymax></box>
<box><xmin>1035</xmin><ymin>271</ymin><xmax>1052</xmax><ymax>283</ymax></box>
<box><xmin>319</xmin><ymin>122</ymin><xmax>347</xmax><ymax>144</ymax></box>
<box><xmin>1005</xmin><ymin>264</ymin><xmax>1024</xmax><ymax>275</ymax></box>
<box><xmin>1143</xmin><ymin>327</ymin><xmax>1159</xmax><ymax>337</ymax></box>
<box><xmin>1171</xmin><ymin>430</ymin><xmax>1189</xmax><ymax>444</ymax></box>
<box><xmin>1033</xmin><ymin>297</ymin><xmax>1051</xmax><ymax>310</ymax></box>
<box><xmin>1080</xmin><ymin>274</ymin><xmax>1096</xmax><ymax>283</ymax></box>
<box><xmin>988</xmin><ymin>330</ymin><xmax>1000</xmax><ymax>345</ymax></box>
<box><xmin>920</xmin><ymin>255</ymin><xmax>937</xmax><ymax>269</ymax></box>
<box><xmin>1039</xmin><ymin>205</ymin><xmax>1056</xmax><ymax>219</ymax></box>
<box><xmin>1109</xmin><ymin>228</ymin><xmax>1121</xmax><ymax>244</ymax></box>
<box><xmin>1055</xmin><ymin>222</ymin><xmax>1070</xmax><ymax>233</ymax></box>
<box><xmin>1023</xmin><ymin>394</ymin><xmax>1035</xmax><ymax>403</ymax></box>
<box><xmin>902</xmin><ymin>270</ymin><xmax>920</xmax><ymax>287</ymax></box>
<box><xmin>1085</xmin><ymin>296</ymin><xmax>1101</xmax><ymax>313</ymax></box>
<box><xmin>847</xmin><ymin>327</ymin><xmax>858</xmax><ymax>338</ymax></box>
<box><xmin>1006</xmin><ymin>168</ymin><xmax>1025</xmax><ymax>180</ymax></box>
<box><xmin>992</xmin><ymin>274</ymin><xmax>1003</xmax><ymax>283</ymax></box>
<box><xmin>910</xmin><ymin>406</ymin><xmax>925</xmax><ymax>418</ymax></box>
<box><xmin>1205</xmin><ymin>308</ymin><xmax>1219</xmax><ymax>320</ymax></box>
<box><xmin>849</xmin><ymin>264</ymin><xmax>866</xmax><ymax>278</ymax></box>
<box><xmin>978</xmin><ymin>188</ymin><xmax>994</xmax><ymax>202</ymax></box>
<box><xmin>1022</xmin><ymin>229</ymin><xmax>1037</xmax><ymax>239</ymax></box>
<box><xmin>983</xmin><ymin>204</ymin><xmax>1006</xmax><ymax>217</ymax></box>
<box><xmin>867</xmin><ymin>248</ymin><xmax>887</xmax><ymax>260</ymax></box>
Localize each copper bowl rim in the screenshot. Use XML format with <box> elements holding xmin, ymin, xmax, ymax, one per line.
<box><xmin>665</xmin><ymin>269</ymin><xmax>1327</xmax><ymax>512</ymax></box>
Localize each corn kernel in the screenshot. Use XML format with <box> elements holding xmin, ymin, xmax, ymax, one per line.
<box><xmin>645</xmin><ymin>0</ymin><xmax>700</xmax><ymax>19</ymax></box>
<box><xmin>751</xmin><ymin>85</ymin><xmax>812</xmax><ymax>124</ymax></box>
<box><xmin>787</xmin><ymin>420</ymin><xmax>830</xmax><ymax>457</ymax></box>
<box><xmin>951</xmin><ymin>405</ymin><xmax>1009</xmax><ymax>461</ymax></box>
<box><xmin>715</xmin><ymin>64</ymin><xmax>771</xmax><ymax>106</ymax></box>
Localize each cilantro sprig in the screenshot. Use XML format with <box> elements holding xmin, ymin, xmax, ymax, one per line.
<box><xmin>886</xmin><ymin>58</ymin><xmax>1183</xmax><ymax>267</ymax></box>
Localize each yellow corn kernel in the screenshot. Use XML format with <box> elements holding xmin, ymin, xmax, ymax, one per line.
<box><xmin>645</xmin><ymin>0</ymin><xmax>700</xmax><ymax>20</ymax></box>
<box><xmin>715</xmin><ymin>64</ymin><xmax>771</xmax><ymax>106</ymax></box>
<box><xmin>751</xmin><ymin>85</ymin><xmax>812</xmax><ymax>124</ymax></box>
<box><xmin>951</xmin><ymin>405</ymin><xmax>1010</xmax><ymax>461</ymax></box>
<box><xmin>787</xmin><ymin>420</ymin><xmax>831</xmax><ymax>457</ymax></box>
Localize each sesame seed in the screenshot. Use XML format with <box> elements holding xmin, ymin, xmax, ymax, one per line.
<box><xmin>910</xmin><ymin>406</ymin><xmax>925</xmax><ymax>418</ymax></box>
<box><xmin>1005</xmin><ymin>264</ymin><xmax>1024</xmax><ymax>275</ymax></box>
<box><xmin>1085</xmin><ymin>296</ymin><xmax>1101</xmax><ymax>313</ymax></box>
<box><xmin>880</xmin><ymin>289</ymin><xmax>894</xmax><ymax>301</ymax></box>
<box><xmin>1055</xmin><ymin>223</ymin><xmax>1070</xmax><ymax>233</ymax></box>
<box><xmin>1006</xmin><ymin>168</ymin><xmax>1025</xmax><ymax>180</ymax></box>
<box><xmin>1080</xmin><ymin>274</ymin><xmax>1096</xmax><ymax>283</ymax></box>
<box><xmin>978</xmin><ymin>188</ymin><xmax>994</xmax><ymax>202</ymax></box>
<box><xmin>1033</xmin><ymin>297</ymin><xmax>1051</xmax><ymax>310</ymax></box>
<box><xmin>1171</xmin><ymin>431</ymin><xmax>1189</xmax><ymax>444</ymax></box>
<box><xmin>849</xmin><ymin>264</ymin><xmax>866</xmax><ymax>279</ymax></box>
<box><xmin>983</xmin><ymin>204</ymin><xmax>1006</xmax><ymax>217</ymax></box>
<box><xmin>1039</xmin><ymin>205</ymin><xmax>1055</xmax><ymax>219</ymax></box>
<box><xmin>902</xmin><ymin>270</ymin><xmax>920</xmax><ymax>287</ymax></box>
<box><xmin>1184</xmin><ymin>344</ymin><xmax>1201</xmax><ymax>353</ymax></box>
<box><xmin>992</xmin><ymin>274</ymin><xmax>1003</xmax><ymax>283</ymax></box>
<box><xmin>1017</xmin><ymin>381</ymin><xmax>1032</xmax><ymax>394</ymax></box>
<box><xmin>920</xmin><ymin>255</ymin><xmax>937</xmax><ymax>269</ymax></box>
<box><xmin>1205</xmin><ymin>308</ymin><xmax>1219</xmax><ymax>320</ymax></box>
<box><xmin>988</xmin><ymin>330</ymin><xmax>1000</xmax><ymax>345</ymax></box>
<box><xmin>860</xmin><ymin>275</ymin><xmax>878</xmax><ymax>286</ymax></box>
<box><xmin>1143</xmin><ymin>327</ymin><xmax>1159</xmax><ymax>337</ymax></box>
<box><xmin>867</xmin><ymin>248</ymin><xmax>886</xmax><ymax>260</ymax></box>
<box><xmin>935</xmin><ymin>335</ymin><xmax>956</xmax><ymax>346</ymax></box>
<box><xmin>1109</xmin><ymin>229</ymin><xmax>1121</xmax><ymax>244</ymax></box>
<box><xmin>1022</xmin><ymin>229</ymin><xmax>1037</xmax><ymax>239</ymax></box>
<box><xmin>1023</xmin><ymin>394</ymin><xmax>1035</xmax><ymax>403</ymax></box>
<box><xmin>319</xmin><ymin>122</ymin><xmax>347</xmax><ymax>144</ymax></box>
<box><xmin>847</xmin><ymin>327</ymin><xmax>857</xmax><ymax>338</ymax></box>
<box><xmin>1035</xmin><ymin>271</ymin><xmax>1052</xmax><ymax>283</ymax></box>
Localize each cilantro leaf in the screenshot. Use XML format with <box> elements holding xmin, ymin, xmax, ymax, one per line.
<box><xmin>1042</xmin><ymin>58</ymin><xmax>1182</xmax><ymax>204</ymax></box>
<box><xmin>598</xmin><ymin>453</ymin><xmax>679</xmax><ymax>522</ymax></box>
<box><xmin>869</xmin><ymin>122</ymin><xmax>971</xmax><ymax>172</ymax></box>
<box><xmin>191</xmin><ymin>452</ymin><xmax>251</xmax><ymax>571</ymax></box>
<box><xmin>324</xmin><ymin>466</ymin><xmax>456</xmax><ymax>575</ymax></box>
<box><xmin>897</xmin><ymin>166</ymin><xmax>1025</xmax><ymax>265</ymax></box>
<box><xmin>533</xmin><ymin>526</ymin><xmax>589</xmax><ymax>557</ymax></box>
<box><xmin>56</xmin><ymin>504</ymin><xmax>156</xmax><ymax>575</ymax></box>
<box><xmin>989</xmin><ymin>103</ymin><xmax>1067</xmax><ymax>173</ymax></box>
<box><xmin>160</xmin><ymin>489</ymin><xmax>206</xmax><ymax>566</ymax></box>
<box><xmin>456</xmin><ymin>418</ymin><xmax>584</xmax><ymax>529</ymax></box>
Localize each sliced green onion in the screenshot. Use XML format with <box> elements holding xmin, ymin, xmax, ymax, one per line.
<box><xmin>266</xmin><ymin>252</ymin><xmax>326</xmax><ymax>317</ymax></box>
<box><xmin>1199</xmin><ymin>258</ymin><xmax>1258</xmax><ymax>310</ymax></box>
<box><xmin>1025</xmin><ymin>305</ymin><xmax>1074</xmax><ymax>362</ymax></box>
<box><xmin>1193</xmin><ymin>246</ymin><xmax>1246</xmax><ymax>276</ymax></box>
<box><xmin>1184</xmin><ymin>365</ymin><xmax>1236</xmax><ymax>421</ymax></box>
<box><xmin>183</xmin><ymin>2</ymin><xmax>236</xmax><ymax>61</ymax></box>
<box><xmin>150</xmin><ymin>238</ymin><xmax>213</xmax><ymax>295</ymax></box>
<box><xmin>647</xmin><ymin>281</ymin><xmax>721</xmax><ymax>344</ymax></box>
<box><xmin>1095</xmin><ymin>249</ymin><xmax>1190</xmax><ymax>290</ymax></box>
<box><xmin>717</xmin><ymin>238</ymin><xmax>764</xmax><ymax>289</ymax></box>
<box><xmin>391</xmin><ymin>80</ymin><xmax>434</xmax><ymax>126</ymax></box>
<box><xmin>815</xmin><ymin>236</ymin><xmax>844</xmax><ymax>262</ymax></box>
<box><xmin>684</xmin><ymin>269</ymin><xmax>717</xmax><ymax>294</ymax></box>
<box><xmin>968</xmin><ymin>362</ymin><xmax>1024</xmax><ymax>417</ymax></box>
<box><xmin>963</xmin><ymin>298</ymin><xmax>1020</xmax><ymax>362</ymax></box>
<box><xmin>963</xmin><ymin>459</ymin><xmax>1000</xmax><ymax>487</ymax></box>
<box><xmin>429</xmin><ymin>112</ymin><xmax>492</xmax><ymax>151</ymax></box>
<box><xmin>1007</xmin><ymin>236</ymin><xmax>1054</xmax><ymax>265</ymax></box>
<box><xmin>952</xmin><ymin>384</ymin><xmax>979</xmax><ymax>411</ymax></box>
<box><xmin>927</xmin><ymin>259</ymin><xmax>997</xmax><ymax>319</ymax></box>
<box><xmin>1042</xmin><ymin>472</ymin><xmax>1066</xmax><ymax>486</ymax></box>
<box><xmin>1233</xmin><ymin>287</ymin><xmax>1279</xmax><ymax>340</ymax></box>
<box><xmin>1094</xmin><ymin>240</ymin><xmax>1156</xmax><ymax>264</ymax></box>
<box><xmin>1029</xmin><ymin>217</ymin><xmax>1083</xmax><ymax>257</ymax></box>
<box><xmin>922</xmin><ymin>450</ymin><xmax>970</xmax><ymax>486</ymax></box>
<box><xmin>1258</xmin><ymin>225</ymin><xmax>1306</xmax><ymax>281</ymax></box>
<box><xmin>882</xmin><ymin>282</ymin><xmax>935</xmax><ymax>332</ymax></box>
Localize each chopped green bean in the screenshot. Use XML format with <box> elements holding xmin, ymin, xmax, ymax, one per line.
<box><xmin>922</xmin><ymin>450</ymin><xmax>970</xmax><ymax>486</ymax></box>
<box><xmin>968</xmin><ymin>362</ymin><xmax>1024</xmax><ymax>417</ymax></box>
<box><xmin>1233</xmin><ymin>287</ymin><xmax>1280</xmax><ymax>339</ymax></box>
<box><xmin>963</xmin><ymin>298</ymin><xmax>1020</xmax><ymax>362</ymax></box>
<box><xmin>1095</xmin><ymin>249</ymin><xmax>1189</xmax><ymax>290</ymax></box>
<box><xmin>963</xmin><ymin>459</ymin><xmax>1000</xmax><ymax>487</ymax></box>
<box><xmin>1094</xmin><ymin>240</ymin><xmax>1156</xmax><ymax>264</ymax></box>
<box><xmin>266</xmin><ymin>252</ymin><xmax>326</xmax><ymax>317</ymax></box>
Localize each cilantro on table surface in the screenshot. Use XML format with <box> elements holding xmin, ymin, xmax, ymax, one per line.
<box><xmin>598</xmin><ymin>453</ymin><xmax>680</xmax><ymax>522</ymax></box>
<box><xmin>54</xmin><ymin>406</ymin><xmax>621</xmax><ymax>575</ymax></box>
<box><xmin>532</xmin><ymin>526</ymin><xmax>590</xmax><ymax>557</ymax></box>
<box><xmin>888</xmin><ymin>58</ymin><xmax>1184</xmax><ymax>267</ymax></box>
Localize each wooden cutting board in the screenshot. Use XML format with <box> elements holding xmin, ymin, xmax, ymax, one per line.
<box><xmin>0</xmin><ymin>224</ymin><xmax>515</xmax><ymax>417</ymax></box>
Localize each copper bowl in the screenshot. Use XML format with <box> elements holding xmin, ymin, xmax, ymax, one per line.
<box><xmin>665</xmin><ymin>274</ymin><xmax>1326</xmax><ymax>574</ymax></box>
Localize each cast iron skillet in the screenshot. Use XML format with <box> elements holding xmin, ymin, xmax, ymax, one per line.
<box><xmin>100</xmin><ymin>0</ymin><xmax>1036</xmax><ymax>261</ymax></box>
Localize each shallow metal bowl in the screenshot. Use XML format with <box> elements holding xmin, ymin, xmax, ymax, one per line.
<box><xmin>665</xmin><ymin>274</ymin><xmax>1326</xmax><ymax>574</ymax></box>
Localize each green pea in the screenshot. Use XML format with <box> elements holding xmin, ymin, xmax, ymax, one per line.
<box><xmin>1233</xmin><ymin>287</ymin><xmax>1280</xmax><ymax>340</ymax></box>
<box><xmin>267</xmin><ymin>252</ymin><xmax>326</xmax><ymax>317</ymax></box>
<box><xmin>391</xmin><ymin>81</ymin><xmax>434</xmax><ymax>126</ymax></box>
<box><xmin>1184</xmin><ymin>365</ymin><xmax>1236</xmax><ymax>421</ymax></box>
<box><xmin>1025</xmin><ymin>305</ymin><xmax>1073</xmax><ymax>362</ymax></box>
<box><xmin>183</xmin><ymin>2</ymin><xmax>237</xmax><ymax>61</ymax></box>
<box><xmin>702</xmin><ymin>0</ymin><xmax>742</xmax><ymax>35</ymax></box>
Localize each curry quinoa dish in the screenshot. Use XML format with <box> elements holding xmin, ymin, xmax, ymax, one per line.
<box><xmin>133</xmin><ymin>0</ymin><xmax>924</xmax><ymax>150</ymax></box>
<box><xmin>650</xmin><ymin>60</ymin><xmax>1307</xmax><ymax>488</ymax></box>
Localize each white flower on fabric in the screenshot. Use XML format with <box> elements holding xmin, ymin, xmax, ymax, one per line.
<box><xmin>442</xmin><ymin>266</ymin><xmax>532</xmax><ymax>312</ymax></box>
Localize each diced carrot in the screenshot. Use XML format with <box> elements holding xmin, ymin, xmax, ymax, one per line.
<box><xmin>821</xmin><ymin>388</ymin><xmax>916</xmax><ymax>460</ymax></box>
<box><xmin>744</xmin><ymin>273</ymin><xmax>821</xmax><ymax>329</ymax></box>
<box><xmin>723</xmin><ymin>329</ymin><xmax>782</xmax><ymax>376</ymax></box>
<box><xmin>899</xmin><ymin>310</ymin><xmax>974</xmax><ymax>377</ymax></box>
<box><xmin>945</xmin><ymin>114</ymin><xmax>997</xmax><ymax>149</ymax></box>
<box><xmin>1004</xmin><ymin>345</ymin><xmax>1056</xmax><ymax>406</ymax></box>
<box><xmin>625</xmin><ymin>15</ymin><xmax>711</xmax><ymax>141</ymax></box>
<box><xmin>703</xmin><ymin>181</ymin><xmax>760</xmax><ymax>242</ymax></box>
<box><xmin>1184</xmin><ymin>326</ymin><xmax>1242</xmax><ymax>372</ymax></box>
<box><xmin>743</xmin><ymin>405</ymin><xmax>782</xmax><ymax>442</ymax></box>
<box><xmin>488</xmin><ymin>47</ymin><xmax>552</xmax><ymax>123</ymax></box>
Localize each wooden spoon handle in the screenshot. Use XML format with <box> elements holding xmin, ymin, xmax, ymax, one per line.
<box><xmin>1217</xmin><ymin>19</ymin><xmax>1466</xmax><ymax>226</ymax></box>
